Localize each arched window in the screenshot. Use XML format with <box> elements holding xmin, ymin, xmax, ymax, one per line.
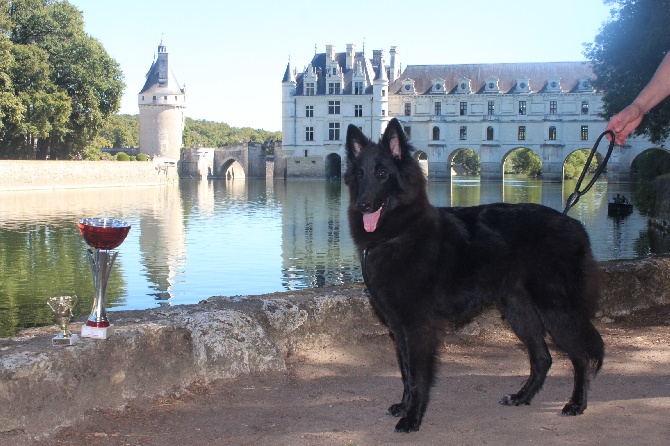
<box><xmin>432</xmin><ymin>126</ymin><xmax>440</xmax><ymax>141</ymax></box>
<box><xmin>549</xmin><ymin>126</ymin><xmax>557</xmax><ymax>141</ymax></box>
<box><xmin>486</xmin><ymin>126</ymin><xmax>494</xmax><ymax>141</ymax></box>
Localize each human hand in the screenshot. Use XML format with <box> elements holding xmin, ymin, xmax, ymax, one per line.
<box><xmin>605</xmin><ymin>103</ymin><xmax>644</xmax><ymax>145</ymax></box>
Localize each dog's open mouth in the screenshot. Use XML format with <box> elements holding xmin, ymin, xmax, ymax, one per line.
<box><xmin>363</xmin><ymin>203</ymin><xmax>384</xmax><ymax>232</ymax></box>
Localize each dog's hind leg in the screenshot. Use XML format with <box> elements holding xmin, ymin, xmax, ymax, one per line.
<box><xmin>391</xmin><ymin>325</ymin><xmax>439</xmax><ymax>433</ymax></box>
<box><xmin>543</xmin><ymin>313</ymin><xmax>604</xmax><ymax>416</ymax></box>
<box><xmin>499</xmin><ymin>293</ymin><xmax>552</xmax><ymax>407</ymax></box>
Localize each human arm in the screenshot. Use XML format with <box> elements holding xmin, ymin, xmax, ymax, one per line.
<box><xmin>606</xmin><ymin>52</ymin><xmax>670</xmax><ymax>145</ymax></box>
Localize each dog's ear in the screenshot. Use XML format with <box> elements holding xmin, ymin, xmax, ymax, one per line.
<box><xmin>346</xmin><ymin>124</ymin><xmax>369</xmax><ymax>160</ymax></box>
<box><xmin>381</xmin><ymin>118</ymin><xmax>407</xmax><ymax>159</ymax></box>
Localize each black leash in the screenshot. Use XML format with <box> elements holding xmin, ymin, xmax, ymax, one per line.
<box><xmin>563</xmin><ymin>130</ymin><xmax>616</xmax><ymax>214</ymax></box>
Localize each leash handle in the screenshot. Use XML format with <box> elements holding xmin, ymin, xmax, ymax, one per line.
<box><xmin>563</xmin><ymin>130</ymin><xmax>615</xmax><ymax>214</ymax></box>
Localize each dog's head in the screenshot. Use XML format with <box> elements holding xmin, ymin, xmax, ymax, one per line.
<box><xmin>344</xmin><ymin>118</ymin><xmax>425</xmax><ymax>234</ymax></box>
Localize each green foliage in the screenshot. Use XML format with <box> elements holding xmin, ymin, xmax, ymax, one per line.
<box><xmin>0</xmin><ymin>0</ymin><xmax>124</xmax><ymax>160</ymax></box>
<box><xmin>136</xmin><ymin>153</ymin><xmax>148</xmax><ymax>161</ymax></box>
<box><xmin>585</xmin><ymin>0</ymin><xmax>670</xmax><ymax>144</ymax></box>
<box><xmin>564</xmin><ymin>149</ymin><xmax>601</xmax><ymax>180</ymax></box>
<box><xmin>452</xmin><ymin>148</ymin><xmax>480</xmax><ymax>174</ymax></box>
<box><xmin>98</xmin><ymin>114</ymin><xmax>139</xmax><ymax>148</ymax></box>
<box><xmin>183</xmin><ymin>118</ymin><xmax>281</xmax><ymax>148</ymax></box>
<box><xmin>505</xmin><ymin>148</ymin><xmax>542</xmax><ymax>177</ymax></box>
<box><xmin>115</xmin><ymin>152</ymin><xmax>130</xmax><ymax>161</ymax></box>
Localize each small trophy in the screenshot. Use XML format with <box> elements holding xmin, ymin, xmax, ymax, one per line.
<box><xmin>46</xmin><ymin>296</ymin><xmax>80</xmax><ymax>346</ymax></box>
<box><xmin>78</xmin><ymin>218</ymin><xmax>131</xmax><ymax>339</ymax></box>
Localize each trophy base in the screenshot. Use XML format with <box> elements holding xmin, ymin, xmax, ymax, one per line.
<box><xmin>81</xmin><ymin>324</ymin><xmax>114</xmax><ymax>339</ymax></box>
<box><xmin>52</xmin><ymin>334</ymin><xmax>80</xmax><ymax>346</ymax></box>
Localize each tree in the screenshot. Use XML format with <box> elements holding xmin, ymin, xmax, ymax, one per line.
<box><xmin>584</xmin><ymin>0</ymin><xmax>670</xmax><ymax>144</ymax></box>
<box><xmin>505</xmin><ymin>148</ymin><xmax>542</xmax><ymax>177</ymax></box>
<box><xmin>1</xmin><ymin>0</ymin><xmax>124</xmax><ymax>159</ymax></box>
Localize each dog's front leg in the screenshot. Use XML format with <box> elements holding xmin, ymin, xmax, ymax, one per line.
<box><xmin>387</xmin><ymin>332</ymin><xmax>410</xmax><ymax>417</ymax></box>
<box><xmin>392</xmin><ymin>326</ymin><xmax>439</xmax><ymax>433</ymax></box>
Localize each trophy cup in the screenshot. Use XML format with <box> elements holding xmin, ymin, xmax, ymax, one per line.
<box><xmin>46</xmin><ymin>295</ymin><xmax>79</xmax><ymax>346</ymax></box>
<box><xmin>77</xmin><ymin>218</ymin><xmax>131</xmax><ymax>339</ymax></box>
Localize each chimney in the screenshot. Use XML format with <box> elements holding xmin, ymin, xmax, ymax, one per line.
<box><xmin>346</xmin><ymin>43</ymin><xmax>355</xmax><ymax>70</ymax></box>
<box><xmin>326</xmin><ymin>45</ymin><xmax>336</xmax><ymax>62</ymax></box>
<box><xmin>389</xmin><ymin>46</ymin><xmax>399</xmax><ymax>83</ymax></box>
<box><xmin>372</xmin><ymin>49</ymin><xmax>384</xmax><ymax>69</ymax></box>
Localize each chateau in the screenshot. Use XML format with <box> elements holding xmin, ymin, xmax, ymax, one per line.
<box><xmin>279</xmin><ymin>44</ymin><xmax>646</xmax><ymax>182</ymax></box>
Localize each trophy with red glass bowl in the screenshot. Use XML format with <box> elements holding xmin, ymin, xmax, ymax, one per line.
<box><xmin>78</xmin><ymin>218</ymin><xmax>131</xmax><ymax>339</ymax></box>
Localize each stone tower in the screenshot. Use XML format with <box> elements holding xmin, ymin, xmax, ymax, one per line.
<box><xmin>138</xmin><ymin>41</ymin><xmax>186</xmax><ymax>159</ymax></box>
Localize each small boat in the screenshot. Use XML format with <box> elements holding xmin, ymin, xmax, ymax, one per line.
<box><xmin>608</xmin><ymin>196</ymin><xmax>633</xmax><ymax>217</ymax></box>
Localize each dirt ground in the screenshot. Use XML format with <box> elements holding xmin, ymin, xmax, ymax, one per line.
<box><xmin>17</xmin><ymin>305</ymin><xmax>670</xmax><ymax>446</ymax></box>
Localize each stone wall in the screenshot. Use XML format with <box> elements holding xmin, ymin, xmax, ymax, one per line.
<box><xmin>0</xmin><ymin>160</ymin><xmax>179</xmax><ymax>191</ymax></box>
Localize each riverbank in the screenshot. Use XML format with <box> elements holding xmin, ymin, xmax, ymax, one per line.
<box><xmin>1</xmin><ymin>256</ymin><xmax>669</xmax><ymax>442</ymax></box>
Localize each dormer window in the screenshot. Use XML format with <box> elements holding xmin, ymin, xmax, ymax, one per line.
<box><xmin>516</xmin><ymin>77</ymin><xmax>531</xmax><ymax>93</ymax></box>
<box><xmin>546</xmin><ymin>76</ymin><xmax>561</xmax><ymax>92</ymax></box>
<box><xmin>457</xmin><ymin>77</ymin><xmax>471</xmax><ymax>94</ymax></box>
<box><xmin>576</xmin><ymin>76</ymin><xmax>593</xmax><ymax>92</ymax></box>
<box><xmin>328</xmin><ymin>82</ymin><xmax>341</xmax><ymax>95</ymax></box>
<box><xmin>432</xmin><ymin>78</ymin><xmax>445</xmax><ymax>94</ymax></box>
<box><xmin>401</xmin><ymin>79</ymin><xmax>416</xmax><ymax>94</ymax></box>
<box><xmin>484</xmin><ymin>77</ymin><xmax>499</xmax><ymax>93</ymax></box>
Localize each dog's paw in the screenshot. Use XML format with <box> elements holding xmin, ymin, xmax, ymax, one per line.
<box><xmin>386</xmin><ymin>403</ymin><xmax>406</xmax><ymax>417</ymax></box>
<box><xmin>561</xmin><ymin>401</ymin><xmax>585</xmax><ymax>416</ymax></box>
<box><xmin>394</xmin><ymin>416</ymin><xmax>420</xmax><ymax>433</ymax></box>
<box><xmin>499</xmin><ymin>394</ymin><xmax>530</xmax><ymax>406</ymax></box>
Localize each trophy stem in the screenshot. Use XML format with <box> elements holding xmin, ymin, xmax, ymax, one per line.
<box><xmin>85</xmin><ymin>248</ymin><xmax>118</xmax><ymax>328</ymax></box>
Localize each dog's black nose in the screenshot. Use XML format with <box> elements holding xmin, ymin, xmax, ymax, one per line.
<box><xmin>357</xmin><ymin>201</ymin><xmax>372</xmax><ymax>213</ymax></box>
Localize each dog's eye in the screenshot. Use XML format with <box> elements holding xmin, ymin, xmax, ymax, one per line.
<box><xmin>376</xmin><ymin>169</ymin><xmax>388</xmax><ymax>180</ymax></box>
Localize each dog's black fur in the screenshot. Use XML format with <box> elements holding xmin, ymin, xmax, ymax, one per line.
<box><xmin>344</xmin><ymin>118</ymin><xmax>604</xmax><ymax>433</ymax></box>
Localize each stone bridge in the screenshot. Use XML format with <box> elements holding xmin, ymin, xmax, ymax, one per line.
<box><xmin>181</xmin><ymin>142</ymin><xmax>266</xmax><ymax>179</ymax></box>
<box><xmin>424</xmin><ymin>137</ymin><xmax>668</xmax><ymax>182</ymax></box>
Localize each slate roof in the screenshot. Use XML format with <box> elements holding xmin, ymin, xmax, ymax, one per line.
<box><xmin>294</xmin><ymin>51</ymin><xmax>380</xmax><ymax>95</ymax></box>
<box><xmin>389</xmin><ymin>61</ymin><xmax>595</xmax><ymax>95</ymax></box>
<box><xmin>139</xmin><ymin>56</ymin><xmax>185</xmax><ymax>95</ymax></box>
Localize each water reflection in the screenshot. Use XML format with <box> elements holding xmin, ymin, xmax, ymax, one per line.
<box><xmin>1</xmin><ymin>177</ymin><xmax>669</xmax><ymax>337</ymax></box>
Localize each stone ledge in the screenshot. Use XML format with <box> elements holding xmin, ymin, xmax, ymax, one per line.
<box><xmin>1</xmin><ymin>258</ymin><xmax>669</xmax><ymax>439</ymax></box>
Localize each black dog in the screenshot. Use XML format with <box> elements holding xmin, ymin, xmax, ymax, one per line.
<box><xmin>344</xmin><ymin>118</ymin><xmax>604</xmax><ymax>433</ymax></box>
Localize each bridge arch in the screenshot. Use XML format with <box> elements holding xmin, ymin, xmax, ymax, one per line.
<box><xmin>501</xmin><ymin>146</ymin><xmax>542</xmax><ymax>178</ymax></box>
<box><xmin>325</xmin><ymin>153</ymin><xmax>342</xmax><ymax>180</ymax></box>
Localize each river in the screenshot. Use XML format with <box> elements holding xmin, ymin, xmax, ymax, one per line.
<box><xmin>0</xmin><ymin>176</ymin><xmax>667</xmax><ymax>337</ymax></box>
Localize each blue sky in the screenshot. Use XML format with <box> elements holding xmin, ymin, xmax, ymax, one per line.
<box><xmin>68</xmin><ymin>0</ymin><xmax>613</xmax><ymax>132</ymax></box>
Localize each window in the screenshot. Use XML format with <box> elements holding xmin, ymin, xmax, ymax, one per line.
<box><xmin>435</xmin><ymin>102</ymin><xmax>442</xmax><ymax>116</ymax></box>
<box><xmin>459</xmin><ymin>126</ymin><xmax>467</xmax><ymax>140</ymax></box>
<box><xmin>381</xmin><ymin>89</ymin><xmax>386</xmax><ymax>97</ymax></box>
<box><xmin>404</xmin><ymin>103</ymin><xmax>411</xmax><ymax>116</ymax></box>
<box><xmin>550</xmin><ymin>100</ymin><xmax>557</xmax><ymax>114</ymax></box>
<box><xmin>354</xmin><ymin>104</ymin><xmax>363</xmax><ymax>117</ymax></box>
<box><xmin>486</xmin><ymin>126</ymin><xmax>494</xmax><ymax>140</ymax></box>
<box><xmin>305</xmin><ymin>127</ymin><xmax>314</xmax><ymax>141</ymax></box>
<box><xmin>404</xmin><ymin>126</ymin><xmax>411</xmax><ymax>139</ymax></box>
<box><xmin>460</xmin><ymin>102</ymin><xmax>467</xmax><ymax>116</ymax></box>
<box><xmin>518</xmin><ymin>126</ymin><xmax>526</xmax><ymax>140</ymax></box>
<box><xmin>581</xmin><ymin>101</ymin><xmax>589</xmax><ymax>115</ymax></box>
<box><xmin>354</xmin><ymin>81</ymin><xmax>364</xmax><ymax>95</ymax></box>
<box><xmin>328</xmin><ymin>82</ymin><xmax>341</xmax><ymax>95</ymax></box>
<box><xmin>305</xmin><ymin>83</ymin><xmax>315</xmax><ymax>96</ymax></box>
<box><xmin>305</xmin><ymin>105</ymin><xmax>313</xmax><ymax>118</ymax></box>
<box><xmin>332</xmin><ymin>67</ymin><xmax>337</xmax><ymax>75</ymax></box>
<box><xmin>581</xmin><ymin>125</ymin><xmax>589</xmax><ymax>140</ymax></box>
<box><xmin>549</xmin><ymin>126</ymin><xmax>557</xmax><ymax>140</ymax></box>
<box><xmin>329</xmin><ymin>122</ymin><xmax>340</xmax><ymax>140</ymax></box>
<box><xmin>488</xmin><ymin>101</ymin><xmax>495</xmax><ymax>115</ymax></box>
<box><xmin>328</xmin><ymin>101</ymin><xmax>340</xmax><ymax>115</ymax></box>
<box><xmin>432</xmin><ymin>126</ymin><xmax>440</xmax><ymax>140</ymax></box>
<box><xmin>519</xmin><ymin>101</ymin><xmax>526</xmax><ymax>115</ymax></box>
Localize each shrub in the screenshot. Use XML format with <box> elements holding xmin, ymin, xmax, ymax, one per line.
<box><xmin>129</xmin><ymin>155</ymin><xmax>137</xmax><ymax>161</ymax></box>
<box><xmin>137</xmin><ymin>153</ymin><xmax>149</xmax><ymax>161</ymax></box>
<box><xmin>116</xmin><ymin>152</ymin><xmax>130</xmax><ymax>161</ymax></box>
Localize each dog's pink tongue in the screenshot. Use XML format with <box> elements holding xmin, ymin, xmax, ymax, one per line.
<box><xmin>363</xmin><ymin>207</ymin><xmax>382</xmax><ymax>232</ymax></box>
